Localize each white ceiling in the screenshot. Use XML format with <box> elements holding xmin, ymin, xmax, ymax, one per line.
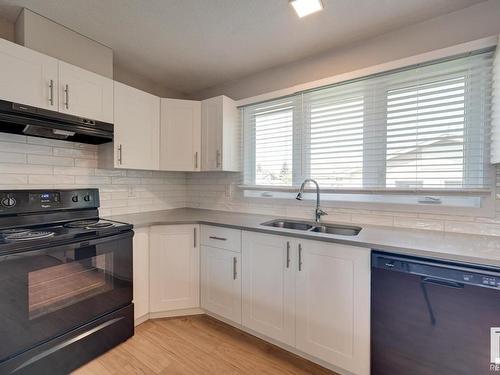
<box><xmin>0</xmin><ymin>0</ymin><xmax>486</xmax><ymax>95</ymax></box>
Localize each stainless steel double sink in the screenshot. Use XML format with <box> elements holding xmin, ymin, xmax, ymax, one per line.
<box><xmin>260</xmin><ymin>219</ymin><xmax>361</xmax><ymax>236</ymax></box>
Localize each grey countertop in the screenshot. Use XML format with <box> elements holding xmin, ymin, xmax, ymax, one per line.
<box><xmin>108</xmin><ymin>208</ymin><xmax>500</xmax><ymax>267</ymax></box>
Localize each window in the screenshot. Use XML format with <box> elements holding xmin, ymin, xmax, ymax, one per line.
<box><xmin>242</xmin><ymin>50</ymin><xmax>494</xmax><ymax>193</ymax></box>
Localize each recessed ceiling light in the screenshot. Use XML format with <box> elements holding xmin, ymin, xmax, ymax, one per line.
<box><xmin>290</xmin><ymin>0</ymin><xmax>323</xmax><ymax>18</ymax></box>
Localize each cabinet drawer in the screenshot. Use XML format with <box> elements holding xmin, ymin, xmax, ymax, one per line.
<box><xmin>201</xmin><ymin>225</ymin><xmax>241</xmax><ymax>252</ymax></box>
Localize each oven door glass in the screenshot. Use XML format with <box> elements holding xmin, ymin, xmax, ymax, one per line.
<box><xmin>0</xmin><ymin>232</ymin><xmax>132</xmax><ymax>363</ymax></box>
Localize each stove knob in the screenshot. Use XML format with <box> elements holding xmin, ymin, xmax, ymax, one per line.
<box><xmin>71</xmin><ymin>195</ymin><xmax>79</xmax><ymax>203</ymax></box>
<box><xmin>83</xmin><ymin>195</ymin><xmax>91</xmax><ymax>202</ymax></box>
<box><xmin>1</xmin><ymin>197</ymin><xmax>16</xmax><ymax>208</ymax></box>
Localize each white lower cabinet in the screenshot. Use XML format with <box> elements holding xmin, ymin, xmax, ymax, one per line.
<box><xmin>132</xmin><ymin>227</ymin><xmax>150</xmax><ymax>323</ymax></box>
<box><xmin>241</xmin><ymin>230</ymin><xmax>370</xmax><ymax>375</ymax></box>
<box><xmin>201</xmin><ymin>245</ymin><xmax>241</xmax><ymax>323</ymax></box>
<box><xmin>132</xmin><ymin>224</ymin><xmax>369</xmax><ymax>374</ymax></box>
<box><xmin>149</xmin><ymin>225</ymin><xmax>200</xmax><ymax>312</ymax></box>
<box><xmin>295</xmin><ymin>239</ymin><xmax>370</xmax><ymax>375</ymax></box>
<box><xmin>241</xmin><ymin>231</ymin><xmax>295</xmax><ymax>346</ymax></box>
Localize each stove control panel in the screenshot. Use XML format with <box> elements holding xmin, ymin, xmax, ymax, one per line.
<box><xmin>0</xmin><ymin>189</ymin><xmax>99</xmax><ymax>214</ymax></box>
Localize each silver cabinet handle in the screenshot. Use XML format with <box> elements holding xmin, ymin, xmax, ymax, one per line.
<box><xmin>64</xmin><ymin>84</ymin><xmax>69</xmax><ymax>109</ymax></box>
<box><xmin>216</xmin><ymin>150</ymin><xmax>221</xmax><ymax>169</ymax></box>
<box><xmin>194</xmin><ymin>151</ymin><xmax>198</xmax><ymax>169</ymax></box>
<box><xmin>233</xmin><ymin>257</ymin><xmax>237</xmax><ymax>280</ymax></box>
<box><xmin>298</xmin><ymin>244</ymin><xmax>303</xmax><ymax>271</ymax></box>
<box><xmin>286</xmin><ymin>241</ymin><xmax>290</xmax><ymax>268</ymax></box>
<box><xmin>194</xmin><ymin>227</ymin><xmax>197</xmax><ymax>248</ymax></box>
<box><xmin>48</xmin><ymin>79</ymin><xmax>54</xmax><ymax>106</ymax></box>
<box><xmin>209</xmin><ymin>236</ymin><xmax>227</xmax><ymax>241</ymax></box>
<box><xmin>117</xmin><ymin>144</ymin><xmax>123</xmax><ymax>165</ymax></box>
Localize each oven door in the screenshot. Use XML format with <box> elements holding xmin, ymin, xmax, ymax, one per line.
<box><xmin>0</xmin><ymin>231</ymin><xmax>133</xmax><ymax>363</ymax></box>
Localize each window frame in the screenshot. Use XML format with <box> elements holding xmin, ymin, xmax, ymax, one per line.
<box><xmin>242</xmin><ymin>49</ymin><xmax>494</xmax><ymax>196</ymax></box>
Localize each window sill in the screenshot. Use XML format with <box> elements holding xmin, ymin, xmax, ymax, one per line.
<box><xmin>239</xmin><ymin>185</ymin><xmax>495</xmax><ymax>217</ymax></box>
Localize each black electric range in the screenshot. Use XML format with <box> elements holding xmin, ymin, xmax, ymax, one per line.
<box><xmin>0</xmin><ymin>189</ymin><xmax>134</xmax><ymax>375</ymax></box>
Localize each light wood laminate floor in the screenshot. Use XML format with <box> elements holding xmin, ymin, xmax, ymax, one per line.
<box><xmin>72</xmin><ymin>315</ymin><xmax>338</xmax><ymax>375</ymax></box>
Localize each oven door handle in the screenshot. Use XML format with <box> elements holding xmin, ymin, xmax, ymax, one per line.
<box><xmin>10</xmin><ymin>317</ymin><xmax>125</xmax><ymax>374</ymax></box>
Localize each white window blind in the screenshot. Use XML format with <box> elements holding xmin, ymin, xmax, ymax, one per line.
<box><xmin>242</xmin><ymin>49</ymin><xmax>494</xmax><ymax>192</ymax></box>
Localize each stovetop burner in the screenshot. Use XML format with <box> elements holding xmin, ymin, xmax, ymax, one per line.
<box><xmin>64</xmin><ymin>220</ymin><xmax>114</xmax><ymax>229</ymax></box>
<box><xmin>4</xmin><ymin>231</ymin><xmax>55</xmax><ymax>241</ymax></box>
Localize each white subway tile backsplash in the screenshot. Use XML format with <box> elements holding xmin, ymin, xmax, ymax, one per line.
<box><xmin>74</xmin><ymin>176</ymin><xmax>111</xmax><ymax>185</ymax></box>
<box><xmin>0</xmin><ymin>151</ymin><xmax>26</xmax><ymax>164</ymax></box>
<box><xmin>74</xmin><ymin>159</ymin><xmax>98</xmax><ymax>168</ymax></box>
<box><xmin>53</xmin><ymin>147</ymin><xmax>96</xmax><ymax>159</ymax></box>
<box><xmin>0</xmin><ymin>163</ymin><xmax>52</xmax><ymax>175</ymax></box>
<box><xmin>54</xmin><ymin>166</ymin><xmax>94</xmax><ymax>176</ymax></box>
<box><xmin>0</xmin><ymin>141</ymin><xmax>52</xmax><ymax>155</ymax></box>
<box><xmin>28</xmin><ymin>155</ymin><xmax>74</xmax><ymax>166</ymax></box>
<box><xmin>0</xmin><ymin>133</ymin><xmax>27</xmax><ymax>143</ymax></box>
<box><xmin>29</xmin><ymin>175</ymin><xmax>75</xmax><ymax>185</ymax></box>
<box><xmin>0</xmin><ymin>174</ymin><xmax>28</xmax><ymax>184</ymax></box>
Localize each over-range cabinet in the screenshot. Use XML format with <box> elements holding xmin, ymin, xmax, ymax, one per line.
<box><xmin>0</xmin><ymin>189</ymin><xmax>134</xmax><ymax>375</ymax></box>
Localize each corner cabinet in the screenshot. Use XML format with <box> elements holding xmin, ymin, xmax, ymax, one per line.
<box><xmin>160</xmin><ymin>98</ymin><xmax>201</xmax><ymax>171</ymax></box>
<box><xmin>102</xmin><ymin>82</ymin><xmax>160</xmax><ymax>170</ymax></box>
<box><xmin>149</xmin><ymin>225</ymin><xmax>200</xmax><ymax>313</ymax></box>
<box><xmin>241</xmin><ymin>231</ymin><xmax>370</xmax><ymax>375</ymax></box>
<box><xmin>201</xmin><ymin>95</ymin><xmax>240</xmax><ymax>172</ymax></box>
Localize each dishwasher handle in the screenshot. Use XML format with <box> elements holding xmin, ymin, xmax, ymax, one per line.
<box><xmin>421</xmin><ymin>277</ymin><xmax>464</xmax><ymax>289</ymax></box>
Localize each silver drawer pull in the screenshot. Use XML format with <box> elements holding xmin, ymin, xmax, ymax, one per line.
<box><xmin>209</xmin><ymin>236</ymin><xmax>227</xmax><ymax>241</ymax></box>
<box><xmin>233</xmin><ymin>257</ymin><xmax>237</xmax><ymax>280</ymax></box>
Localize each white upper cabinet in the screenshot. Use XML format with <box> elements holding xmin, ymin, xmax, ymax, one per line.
<box><xmin>201</xmin><ymin>95</ymin><xmax>240</xmax><ymax>172</ymax></box>
<box><xmin>111</xmin><ymin>82</ymin><xmax>160</xmax><ymax>170</ymax></box>
<box><xmin>295</xmin><ymin>239</ymin><xmax>370</xmax><ymax>375</ymax></box>
<box><xmin>0</xmin><ymin>38</ymin><xmax>58</xmax><ymax>110</ymax></box>
<box><xmin>58</xmin><ymin>61</ymin><xmax>113</xmax><ymax>123</ymax></box>
<box><xmin>241</xmin><ymin>231</ymin><xmax>295</xmax><ymax>346</ymax></box>
<box><xmin>160</xmin><ymin>98</ymin><xmax>201</xmax><ymax>171</ymax></box>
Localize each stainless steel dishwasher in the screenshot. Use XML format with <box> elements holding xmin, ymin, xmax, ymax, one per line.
<box><xmin>371</xmin><ymin>251</ymin><xmax>500</xmax><ymax>375</ymax></box>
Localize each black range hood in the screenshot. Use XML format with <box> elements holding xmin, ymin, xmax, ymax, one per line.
<box><xmin>0</xmin><ymin>99</ymin><xmax>113</xmax><ymax>144</ymax></box>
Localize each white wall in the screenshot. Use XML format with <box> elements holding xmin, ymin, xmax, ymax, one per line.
<box><xmin>192</xmin><ymin>0</ymin><xmax>500</xmax><ymax>100</ymax></box>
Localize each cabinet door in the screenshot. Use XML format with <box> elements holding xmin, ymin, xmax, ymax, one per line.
<box><xmin>241</xmin><ymin>231</ymin><xmax>295</xmax><ymax>346</ymax></box>
<box><xmin>201</xmin><ymin>245</ymin><xmax>241</xmax><ymax>323</ymax></box>
<box><xmin>160</xmin><ymin>99</ymin><xmax>201</xmax><ymax>171</ymax></box>
<box><xmin>149</xmin><ymin>225</ymin><xmax>200</xmax><ymax>312</ymax></box>
<box><xmin>133</xmin><ymin>227</ymin><xmax>149</xmax><ymax>323</ymax></box>
<box><xmin>113</xmin><ymin>82</ymin><xmax>160</xmax><ymax>170</ymax></box>
<box><xmin>201</xmin><ymin>96</ymin><xmax>222</xmax><ymax>171</ymax></box>
<box><xmin>295</xmin><ymin>240</ymin><xmax>370</xmax><ymax>375</ymax></box>
<box><xmin>0</xmin><ymin>38</ymin><xmax>58</xmax><ymax>110</ymax></box>
<box><xmin>58</xmin><ymin>61</ymin><xmax>113</xmax><ymax>122</ymax></box>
